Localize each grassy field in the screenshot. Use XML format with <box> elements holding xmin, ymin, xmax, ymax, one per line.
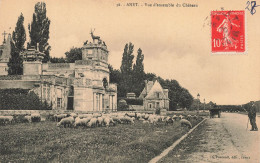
<box><xmin>0</xmin><ymin>118</ymin><xmax>202</xmax><ymax>163</ymax></box>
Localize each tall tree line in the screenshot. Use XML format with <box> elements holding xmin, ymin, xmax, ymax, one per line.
<box><xmin>8</xmin><ymin>13</ymin><xmax>26</xmax><ymax>75</ymax></box>
<box><xmin>8</xmin><ymin>2</ymin><xmax>51</xmax><ymax>74</ymax></box>
<box><xmin>109</xmin><ymin>42</ymin><xmax>194</xmax><ymax>110</ymax></box>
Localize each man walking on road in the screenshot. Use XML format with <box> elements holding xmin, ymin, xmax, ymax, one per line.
<box><xmin>248</xmin><ymin>103</ymin><xmax>258</xmax><ymax>131</ymax></box>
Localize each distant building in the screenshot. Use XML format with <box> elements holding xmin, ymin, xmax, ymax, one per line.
<box><xmin>0</xmin><ymin>33</ymin><xmax>117</xmax><ymax>112</ymax></box>
<box><xmin>0</xmin><ymin>33</ymin><xmax>11</xmax><ymax>75</ymax></box>
<box><xmin>139</xmin><ymin>80</ymin><xmax>169</xmax><ymax>110</ymax></box>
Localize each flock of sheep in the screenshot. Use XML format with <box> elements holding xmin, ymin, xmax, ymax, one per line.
<box><xmin>0</xmin><ymin>113</ymin><xmax>41</xmax><ymax>125</ymax></box>
<box><xmin>0</xmin><ymin>115</ymin><xmax>14</xmax><ymax>125</ymax></box>
<box><xmin>54</xmin><ymin>112</ymin><xmax>200</xmax><ymax>129</ymax></box>
<box><xmin>0</xmin><ymin>112</ymin><xmax>202</xmax><ymax>129</ymax></box>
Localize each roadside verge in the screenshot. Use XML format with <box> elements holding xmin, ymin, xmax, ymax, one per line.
<box><xmin>148</xmin><ymin>118</ymin><xmax>207</xmax><ymax>163</ymax></box>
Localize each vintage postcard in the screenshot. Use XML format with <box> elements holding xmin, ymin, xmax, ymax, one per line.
<box><xmin>0</xmin><ymin>0</ymin><xmax>259</xmax><ymax>162</ymax></box>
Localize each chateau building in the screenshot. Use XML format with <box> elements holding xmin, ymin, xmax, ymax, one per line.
<box><xmin>139</xmin><ymin>80</ymin><xmax>169</xmax><ymax>110</ymax></box>
<box><xmin>0</xmin><ymin>33</ymin><xmax>117</xmax><ymax>112</ymax></box>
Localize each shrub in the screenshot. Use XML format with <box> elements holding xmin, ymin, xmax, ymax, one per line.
<box><xmin>118</xmin><ymin>99</ymin><xmax>129</xmax><ymax>111</ymax></box>
<box><xmin>0</xmin><ymin>89</ymin><xmax>52</xmax><ymax>110</ymax></box>
<box><xmin>124</xmin><ymin>98</ymin><xmax>143</xmax><ymax>105</ymax></box>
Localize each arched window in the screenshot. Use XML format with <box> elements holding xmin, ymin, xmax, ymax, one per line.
<box><xmin>103</xmin><ymin>78</ymin><xmax>108</xmax><ymax>89</ymax></box>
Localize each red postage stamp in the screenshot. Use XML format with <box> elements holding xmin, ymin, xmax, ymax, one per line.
<box><xmin>211</xmin><ymin>10</ymin><xmax>245</xmax><ymax>53</ymax></box>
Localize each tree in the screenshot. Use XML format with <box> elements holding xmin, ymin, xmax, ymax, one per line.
<box><xmin>65</xmin><ymin>47</ymin><xmax>82</xmax><ymax>63</ymax></box>
<box><xmin>158</xmin><ymin>78</ymin><xmax>193</xmax><ymax>111</ymax></box>
<box><xmin>144</xmin><ymin>73</ymin><xmax>157</xmax><ymax>81</ymax></box>
<box><xmin>133</xmin><ymin>48</ymin><xmax>145</xmax><ymax>96</ymax></box>
<box><xmin>178</xmin><ymin>88</ymin><xmax>194</xmax><ymax>109</ymax></box>
<box><xmin>120</xmin><ymin>43</ymin><xmax>134</xmax><ymax>75</ymax></box>
<box><xmin>12</xmin><ymin>13</ymin><xmax>26</xmax><ymax>52</ymax></box>
<box><xmin>119</xmin><ymin>43</ymin><xmax>134</xmax><ymax>97</ymax></box>
<box><xmin>28</xmin><ymin>2</ymin><xmax>51</xmax><ymax>63</ymax></box>
<box><xmin>49</xmin><ymin>57</ymin><xmax>66</xmax><ymax>63</ymax></box>
<box><xmin>8</xmin><ymin>41</ymin><xmax>23</xmax><ymax>75</ymax></box>
<box><xmin>108</xmin><ymin>64</ymin><xmax>121</xmax><ymax>84</ymax></box>
<box><xmin>8</xmin><ymin>13</ymin><xmax>26</xmax><ymax>75</ymax></box>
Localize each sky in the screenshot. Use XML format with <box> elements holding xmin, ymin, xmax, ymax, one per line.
<box><xmin>0</xmin><ymin>0</ymin><xmax>259</xmax><ymax>105</ymax></box>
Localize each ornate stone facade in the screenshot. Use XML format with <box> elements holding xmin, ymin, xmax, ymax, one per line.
<box><xmin>0</xmin><ymin>36</ymin><xmax>117</xmax><ymax>112</ymax></box>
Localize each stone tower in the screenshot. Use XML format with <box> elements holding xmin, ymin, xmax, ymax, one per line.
<box><xmin>81</xmin><ymin>41</ymin><xmax>109</xmax><ymax>62</ymax></box>
<box><xmin>79</xmin><ymin>40</ymin><xmax>110</xmax><ymax>82</ymax></box>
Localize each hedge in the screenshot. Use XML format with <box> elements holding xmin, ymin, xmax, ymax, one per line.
<box><xmin>0</xmin><ymin>89</ymin><xmax>52</xmax><ymax>110</ymax></box>
<box><xmin>124</xmin><ymin>98</ymin><xmax>143</xmax><ymax>105</ymax></box>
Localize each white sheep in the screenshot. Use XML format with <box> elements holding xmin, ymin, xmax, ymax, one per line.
<box><xmin>57</xmin><ymin>117</ymin><xmax>74</xmax><ymax>128</ymax></box>
<box><xmin>70</xmin><ymin>113</ymin><xmax>78</xmax><ymax>118</ymax></box>
<box><xmin>31</xmin><ymin>113</ymin><xmax>41</xmax><ymax>122</ymax></box>
<box><xmin>24</xmin><ymin>115</ymin><xmax>32</xmax><ymax>123</ymax></box>
<box><xmin>97</xmin><ymin>117</ymin><xmax>104</xmax><ymax>127</ymax></box>
<box><xmin>144</xmin><ymin>114</ymin><xmax>150</xmax><ymax>120</ymax></box>
<box><xmin>172</xmin><ymin>115</ymin><xmax>178</xmax><ymax>121</ymax></box>
<box><xmin>148</xmin><ymin>115</ymin><xmax>159</xmax><ymax>125</ymax></box>
<box><xmin>87</xmin><ymin>117</ymin><xmax>98</xmax><ymax>128</ymax></box>
<box><xmin>126</xmin><ymin>112</ymin><xmax>136</xmax><ymax>118</ymax></box>
<box><xmin>136</xmin><ymin>113</ymin><xmax>142</xmax><ymax>120</ymax></box>
<box><xmin>139</xmin><ymin>117</ymin><xmax>145</xmax><ymax>121</ymax></box>
<box><xmin>119</xmin><ymin>116</ymin><xmax>134</xmax><ymax>124</ymax></box>
<box><xmin>111</xmin><ymin>116</ymin><xmax>122</xmax><ymax>124</ymax></box>
<box><xmin>92</xmin><ymin>113</ymin><xmax>102</xmax><ymax>118</ymax></box>
<box><xmin>142</xmin><ymin>120</ymin><xmax>149</xmax><ymax>124</ymax></box>
<box><xmin>158</xmin><ymin>116</ymin><xmax>164</xmax><ymax>122</ymax></box>
<box><xmin>103</xmin><ymin>117</ymin><xmax>115</xmax><ymax>127</ymax></box>
<box><xmin>54</xmin><ymin>114</ymin><xmax>68</xmax><ymax>122</ymax></box>
<box><xmin>0</xmin><ymin>116</ymin><xmax>14</xmax><ymax>124</ymax></box>
<box><xmin>164</xmin><ymin>116</ymin><xmax>174</xmax><ymax>125</ymax></box>
<box><xmin>180</xmin><ymin>119</ymin><xmax>192</xmax><ymax>129</ymax></box>
<box><xmin>74</xmin><ymin>117</ymin><xmax>91</xmax><ymax>127</ymax></box>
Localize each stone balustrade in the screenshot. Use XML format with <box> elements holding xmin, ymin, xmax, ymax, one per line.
<box><xmin>0</xmin><ymin>75</ymin><xmax>22</xmax><ymax>80</ymax></box>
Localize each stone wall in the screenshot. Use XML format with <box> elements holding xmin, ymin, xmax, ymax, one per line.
<box><xmin>129</xmin><ymin>105</ymin><xmax>144</xmax><ymax>111</ymax></box>
<box><xmin>0</xmin><ymin>80</ymin><xmax>39</xmax><ymax>89</ymax></box>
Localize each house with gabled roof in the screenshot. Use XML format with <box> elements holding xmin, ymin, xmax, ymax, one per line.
<box><xmin>139</xmin><ymin>80</ymin><xmax>169</xmax><ymax>110</ymax></box>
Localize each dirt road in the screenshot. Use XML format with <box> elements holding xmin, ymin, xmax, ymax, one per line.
<box><xmin>160</xmin><ymin>113</ymin><xmax>260</xmax><ymax>163</ymax></box>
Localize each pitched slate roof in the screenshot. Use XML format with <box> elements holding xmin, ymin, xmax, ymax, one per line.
<box><xmin>139</xmin><ymin>80</ymin><xmax>168</xmax><ymax>100</ymax></box>
<box><xmin>139</xmin><ymin>81</ymin><xmax>154</xmax><ymax>98</ymax></box>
